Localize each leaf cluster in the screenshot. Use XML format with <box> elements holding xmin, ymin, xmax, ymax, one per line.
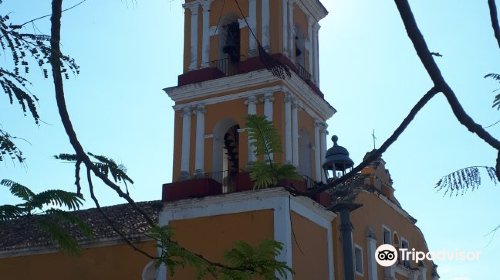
<box><xmin>485</xmin><ymin>73</ymin><xmax>500</xmax><ymax>110</ymax></box>
<box><xmin>55</xmin><ymin>152</ymin><xmax>133</xmax><ymax>192</ymax></box>
<box><xmin>0</xmin><ymin>179</ymin><xmax>92</xmax><ymax>255</ymax></box>
<box><xmin>0</xmin><ymin>128</ymin><xmax>24</xmax><ymax>163</ymax></box>
<box><xmin>245</xmin><ymin>115</ymin><xmax>301</xmax><ymax>189</ymax></box>
<box><xmin>435</xmin><ymin>166</ymin><xmax>498</xmax><ymax>196</ymax></box>
<box><xmin>151</xmin><ymin>226</ymin><xmax>293</xmax><ymax>280</ymax></box>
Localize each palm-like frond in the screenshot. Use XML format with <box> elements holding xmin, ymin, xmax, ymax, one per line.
<box><xmin>0</xmin><ymin>179</ymin><xmax>34</xmax><ymax>201</ymax></box>
<box><xmin>0</xmin><ymin>204</ymin><xmax>26</xmax><ymax>221</ymax></box>
<box><xmin>250</xmin><ymin>162</ymin><xmax>301</xmax><ymax>189</ymax></box>
<box><xmin>31</xmin><ymin>190</ymin><xmax>84</xmax><ymax>210</ymax></box>
<box><xmin>435</xmin><ymin>166</ymin><xmax>497</xmax><ymax>196</ymax></box>
<box><xmin>245</xmin><ymin>114</ymin><xmax>282</xmax><ymax>157</ymax></box>
<box><xmin>0</xmin><ymin>128</ymin><xmax>25</xmax><ymax>164</ymax></box>
<box><xmin>37</xmin><ymin>217</ymin><xmax>82</xmax><ymax>256</ymax></box>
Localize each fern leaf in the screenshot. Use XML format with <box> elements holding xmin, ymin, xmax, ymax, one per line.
<box><xmin>31</xmin><ymin>190</ymin><xmax>84</xmax><ymax>210</ymax></box>
<box><xmin>435</xmin><ymin>166</ymin><xmax>497</xmax><ymax>196</ymax></box>
<box><xmin>37</xmin><ymin>217</ymin><xmax>83</xmax><ymax>256</ymax></box>
<box><xmin>245</xmin><ymin>114</ymin><xmax>282</xmax><ymax>158</ymax></box>
<box><xmin>0</xmin><ymin>179</ymin><xmax>35</xmax><ymax>201</ymax></box>
<box><xmin>0</xmin><ymin>204</ymin><xmax>26</xmax><ymax>221</ymax></box>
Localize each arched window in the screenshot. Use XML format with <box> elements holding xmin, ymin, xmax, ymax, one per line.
<box><xmin>294</xmin><ymin>24</ymin><xmax>305</xmax><ymax>66</ymax></box>
<box><xmin>213</xmin><ymin>119</ymin><xmax>240</xmax><ymax>193</ymax></box>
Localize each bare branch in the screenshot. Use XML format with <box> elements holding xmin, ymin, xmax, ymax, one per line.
<box><xmin>306</xmin><ymin>87</ymin><xmax>439</xmax><ymax>195</ymax></box>
<box><xmin>86</xmin><ymin>168</ymin><xmax>157</xmax><ymax>259</ymax></box>
<box><xmin>488</xmin><ymin>0</ymin><xmax>500</xmax><ymax>48</ymax></box>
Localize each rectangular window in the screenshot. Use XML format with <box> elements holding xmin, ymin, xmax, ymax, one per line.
<box><xmin>355</xmin><ymin>244</ymin><xmax>364</xmax><ymax>275</ymax></box>
<box><xmin>401</xmin><ymin>239</ymin><xmax>410</xmax><ymax>268</ymax></box>
<box><xmin>383</xmin><ymin>226</ymin><xmax>391</xmax><ymax>245</ymax></box>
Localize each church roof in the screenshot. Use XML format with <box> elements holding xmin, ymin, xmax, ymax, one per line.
<box><xmin>0</xmin><ymin>200</ymin><xmax>162</xmax><ymax>254</ymax></box>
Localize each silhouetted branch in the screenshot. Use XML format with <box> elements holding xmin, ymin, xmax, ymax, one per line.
<box><xmin>488</xmin><ymin>0</ymin><xmax>500</xmax><ymax>48</ymax></box>
<box><xmin>305</xmin><ymin>87</ymin><xmax>439</xmax><ymax>195</ymax></box>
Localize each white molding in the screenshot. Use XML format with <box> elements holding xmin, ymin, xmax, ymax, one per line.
<box><xmin>296</xmin><ymin>0</ymin><xmax>328</xmax><ymax>22</ymax></box>
<box><xmin>166</xmin><ymin>69</ymin><xmax>336</xmax><ymax>120</ymax></box>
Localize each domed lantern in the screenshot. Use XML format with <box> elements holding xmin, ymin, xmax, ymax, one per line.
<box><xmin>322</xmin><ymin>135</ymin><xmax>354</xmax><ymax>180</ymax></box>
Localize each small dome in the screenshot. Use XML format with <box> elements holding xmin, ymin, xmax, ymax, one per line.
<box><xmin>322</xmin><ymin>135</ymin><xmax>354</xmax><ymax>172</ymax></box>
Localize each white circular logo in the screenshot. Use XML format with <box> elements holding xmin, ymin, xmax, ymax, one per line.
<box><xmin>375</xmin><ymin>244</ymin><xmax>398</xmax><ymax>267</ymax></box>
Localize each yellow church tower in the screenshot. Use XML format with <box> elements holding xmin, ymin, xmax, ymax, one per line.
<box><xmin>163</xmin><ymin>0</ymin><xmax>333</xmax><ymax>198</ymax></box>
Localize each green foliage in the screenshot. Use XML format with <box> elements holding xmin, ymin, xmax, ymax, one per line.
<box><xmin>0</xmin><ymin>128</ymin><xmax>25</xmax><ymax>164</ymax></box>
<box><xmin>222</xmin><ymin>239</ymin><xmax>293</xmax><ymax>280</ymax></box>
<box><xmin>55</xmin><ymin>153</ymin><xmax>134</xmax><ymax>188</ymax></box>
<box><xmin>245</xmin><ymin>115</ymin><xmax>301</xmax><ymax>189</ymax></box>
<box><xmin>151</xmin><ymin>226</ymin><xmax>293</xmax><ymax>280</ymax></box>
<box><xmin>484</xmin><ymin>73</ymin><xmax>500</xmax><ymax>109</ymax></box>
<box><xmin>435</xmin><ymin>166</ymin><xmax>497</xmax><ymax>196</ymax></box>
<box><xmin>0</xmin><ymin>179</ymin><xmax>92</xmax><ymax>255</ymax></box>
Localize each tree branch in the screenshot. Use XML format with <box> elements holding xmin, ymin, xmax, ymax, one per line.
<box><xmin>488</xmin><ymin>0</ymin><xmax>500</xmax><ymax>48</ymax></box>
<box><xmin>86</xmin><ymin>168</ymin><xmax>157</xmax><ymax>259</ymax></box>
<box><xmin>393</xmin><ymin>0</ymin><xmax>500</xmax><ymax>177</ymax></box>
<box><xmin>305</xmin><ymin>87</ymin><xmax>439</xmax><ymax>195</ymax></box>
<box><xmin>49</xmin><ymin>0</ymin><xmax>154</xmax><ymax>226</ymax></box>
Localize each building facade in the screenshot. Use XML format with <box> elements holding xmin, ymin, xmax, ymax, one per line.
<box><xmin>0</xmin><ymin>1</ymin><xmax>439</xmax><ymax>280</ymax></box>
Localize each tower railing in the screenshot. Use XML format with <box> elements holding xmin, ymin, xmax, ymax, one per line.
<box><xmin>295</xmin><ymin>63</ymin><xmax>311</xmax><ymax>82</ymax></box>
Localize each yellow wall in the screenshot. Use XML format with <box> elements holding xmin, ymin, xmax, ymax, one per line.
<box><xmin>0</xmin><ymin>241</ymin><xmax>155</xmax><ymax>280</ymax></box>
<box><xmin>291</xmin><ymin>211</ymin><xmax>330</xmax><ymax>280</ymax></box>
<box><xmin>168</xmin><ymin>210</ymin><xmax>274</xmax><ymax>279</ymax></box>
<box><xmin>351</xmin><ymin>191</ymin><xmax>434</xmax><ymax>280</ymax></box>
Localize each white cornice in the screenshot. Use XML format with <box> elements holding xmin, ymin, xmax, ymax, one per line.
<box><xmin>165</xmin><ymin>69</ymin><xmax>336</xmax><ymax>120</ymax></box>
<box><xmin>296</xmin><ymin>0</ymin><xmax>328</xmax><ymax>22</ymax></box>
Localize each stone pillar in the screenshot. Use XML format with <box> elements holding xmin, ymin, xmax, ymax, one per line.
<box><xmin>314</xmin><ymin>120</ymin><xmax>322</xmax><ymax>181</ymax></box>
<box><xmin>288</xmin><ymin>0</ymin><xmax>295</xmax><ymax>62</ymax></box>
<box><xmin>248</xmin><ymin>0</ymin><xmax>257</xmax><ymax>56</ymax></box>
<box><xmin>194</xmin><ymin>105</ymin><xmax>206</xmax><ymax>178</ymax></box>
<box><xmin>320</xmin><ymin>122</ymin><xmax>328</xmax><ymax>183</ymax></box>
<box><xmin>366</xmin><ymin>228</ymin><xmax>378</xmax><ymax>280</ymax></box>
<box><xmin>282</xmin><ymin>0</ymin><xmax>289</xmax><ymax>57</ymax></box>
<box><xmin>180</xmin><ymin>107</ymin><xmax>192</xmax><ymax>180</ymax></box>
<box><xmin>261</xmin><ymin>0</ymin><xmax>270</xmax><ymax>50</ymax></box>
<box><xmin>284</xmin><ymin>94</ymin><xmax>292</xmax><ymax>164</ymax></box>
<box><xmin>184</xmin><ymin>2</ymin><xmax>199</xmax><ymax>71</ymax></box>
<box><xmin>201</xmin><ymin>1</ymin><xmax>213</xmax><ymax>68</ymax></box>
<box><xmin>292</xmin><ymin>100</ymin><xmax>300</xmax><ymax>167</ymax></box>
<box><xmin>245</xmin><ymin>96</ymin><xmax>258</xmax><ymax>164</ymax></box>
<box><xmin>420</xmin><ymin>266</ymin><xmax>427</xmax><ymax>280</ymax></box>
<box><xmin>313</xmin><ymin>22</ymin><xmax>320</xmax><ymax>85</ymax></box>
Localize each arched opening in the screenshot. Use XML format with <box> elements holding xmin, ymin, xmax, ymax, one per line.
<box><xmin>294</xmin><ymin>24</ymin><xmax>305</xmax><ymax>67</ymax></box>
<box><xmin>216</xmin><ymin>13</ymin><xmax>240</xmax><ymax>76</ymax></box>
<box><xmin>213</xmin><ymin>119</ymin><xmax>240</xmax><ymax>193</ymax></box>
<box><xmin>299</xmin><ymin>129</ymin><xmax>311</xmax><ymax>179</ymax></box>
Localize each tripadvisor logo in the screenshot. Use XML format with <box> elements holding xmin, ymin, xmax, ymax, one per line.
<box><xmin>375</xmin><ymin>244</ymin><xmax>482</xmax><ymax>267</ymax></box>
<box><xmin>375</xmin><ymin>244</ymin><xmax>398</xmax><ymax>266</ymax></box>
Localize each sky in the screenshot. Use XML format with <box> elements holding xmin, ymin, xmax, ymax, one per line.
<box><xmin>0</xmin><ymin>0</ymin><xmax>499</xmax><ymax>279</ymax></box>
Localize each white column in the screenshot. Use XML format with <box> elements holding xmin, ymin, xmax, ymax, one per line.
<box><xmin>261</xmin><ymin>0</ymin><xmax>270</xmax><ymax>50</ymax></box>
<box><xmin>245</xmin><ymin>96</ymin><xmax>258</xmax><ymax>164</ymax></box>
<box><xmin>288</xmin><ymin>0</ymin><xmax>295</xmax><ymax>62</ymax></box>
<box><xmin>320</xmin><ymin>122</ymin><xmax>328</xmax><ymax>183</ymax></box>
<box><xmin>180</xmin><ymin>107</ymin><xmax>192</xmax><ymax>180</ymax></box>
<box><xmin>291</xmin><ymin>100</ymin><xmax>299</xmax><ymax>167</ymax></box>
<box><xmin>201</xmin><ymin>1</ymin><xmax>213</xmax><ymax>68</ymax></box>
<box><xmin>313</xmin><ymin>22</ymin><xmax>320</xmax><ymax>85</ymax></box>
<box><xmin>284</xmin><ymin>94</ymin><xmax>292</xmax><ymax>164</ymax></box>
<box><xmin>194</xmin><ymin>105</ymin><xmax>206</xmax><ymax>178</ymax></box>
<box><xmin>282</xmin><ymin>0</ymin><xmax>289</xmax><ymax>57</ymax></box>
<box><xmin>366</xmin><ymin>228</ymin><xmax>378</xmax><ymax>280</ymax></box>
<box><xmin>307</xmin><ymin>16</ymin><xmax>314</xmax><ymax>79</ymax></box>
<box><xmin>261</xmin><ymin>92</ymin><xmax>274</xmax><ymax>162</ymax></box>
<box><xmin>314</xmin><ymin>120</ymin><xmax>321</xmax><ymax>181</ymax></box>
<box><xmin>248</xmin><ymin>0</ymin><xmax>257</xmax><ymax>56</ymax></box>
<box><xmin>184</xmin><ymin>3</ymin><xmax>199</xmax><ymax>71</ymax></box>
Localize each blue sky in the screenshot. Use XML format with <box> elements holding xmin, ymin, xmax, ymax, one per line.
<box><xmin>0</xmin><ymin>1</ymin><xmax>499</xmax><ymax>279</ymax></box>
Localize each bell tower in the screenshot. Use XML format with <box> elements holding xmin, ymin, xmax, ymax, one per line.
<box><xmin>164</xmin><ymin>0</ymin><xmax>334</xmax><ymax>195</ymax></box>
